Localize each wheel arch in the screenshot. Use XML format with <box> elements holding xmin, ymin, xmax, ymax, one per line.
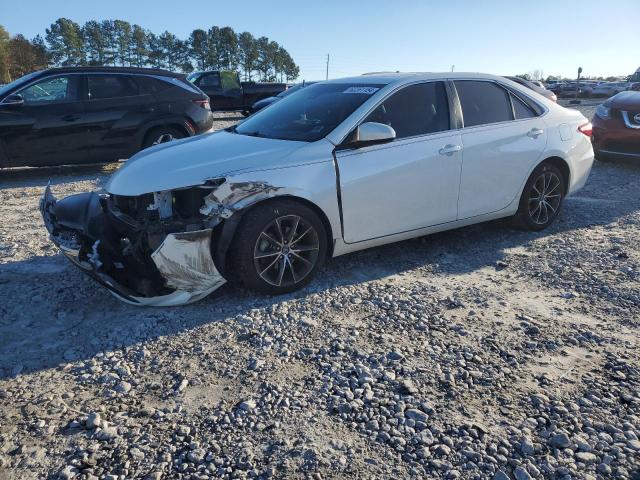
<box><xmin>512</xmin><ymin>155</ymin><xmax>572</xmax><ymax>213</ymax></box>
<box><xmin>213</xmin><ymin>194</ymin><xmax>335</xmax><ymax>276</ymax></box>
<box><xmin>539</xmin><ymin>155</ymin><xmax>571</xmax><ymax>193</ymax></box>
<box><xmin>140</xmin><ymin>119</ymin><xmax>193</xmax><ymax>149</ymax></box>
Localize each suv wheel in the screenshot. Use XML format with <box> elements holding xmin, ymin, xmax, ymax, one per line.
<box><xmin>512</xmin><ymin>163</ymin><xmax>565</xmax><ymax>231</ymax></box>
<box><xmin>143</xmin><ymin>127</ymin><xmax>185</xmax><ymax>149</ymax></box>
<box><xmin>228</xmin><ymin>200</ymin><xmax>327</xmax><ymax>294</ymax></box>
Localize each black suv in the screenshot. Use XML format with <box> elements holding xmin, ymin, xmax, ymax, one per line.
<box><xmin>0</xmin><ymin>67</ymin><xmax>214</xmax><ymax>168</ymax></box>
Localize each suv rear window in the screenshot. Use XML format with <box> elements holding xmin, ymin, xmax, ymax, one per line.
<box><xmin>88</xmin><ymin>75</ymin><xmax>139</xmax><ymax>100</ymax></box>
<box><xmin>135</xmin><ymin>75</ymin><xmax>172</xmax><ymax>94</ymax></box>
<box><xmin>455</xmin><ymin>80</ymin><xmax>513</xmax><ymax>127</ymax></box>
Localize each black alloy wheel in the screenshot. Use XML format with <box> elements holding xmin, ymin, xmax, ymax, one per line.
<box><xmin>228</xmin><ymin>200</ymin><xmax>327</xmax><ymax>294</ymax></box>
<box><xmin>513</xmin><ymin>163</ymin><xmax>565</xmax><ymax>231</ymax></box>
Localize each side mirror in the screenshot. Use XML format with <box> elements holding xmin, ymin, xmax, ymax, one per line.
<box><xmin>1</xmin><ymin>94</ymin><xmax>24</xmax><ymax>106</ymax></box>
<box><xmin>341</xmin><ymin>122</ymin><xmax>396</xmax><ymax>149</ymax></box>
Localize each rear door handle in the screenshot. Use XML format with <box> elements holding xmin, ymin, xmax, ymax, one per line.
<box><xmin>439</xmin><ymin>144</ymin><xmax>462</xmax><ymax>156</ymax></box>
<box><xmin>527</xmin><ymin>128</ymin><xmax>544</xmax><ymax>138</ymax></box>
<box><xmin>61</xmin><ymin>114</ymin><xmax>80</xmax><ymax>122</ymax></box>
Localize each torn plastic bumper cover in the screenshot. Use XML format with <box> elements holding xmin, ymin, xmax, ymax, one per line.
<box><xmin>40</xmin><ymin>185</ymin><xmax>226</xmax><ymax>306</ymax></box>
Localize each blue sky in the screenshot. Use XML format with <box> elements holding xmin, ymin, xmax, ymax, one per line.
<box><xmin>3</xmin><ymin>0</ymin><xmax>638</xmax><ymax>80</ymax></box>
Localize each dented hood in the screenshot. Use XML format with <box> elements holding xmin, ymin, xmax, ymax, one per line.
<box><xmin>105</xmin><ymin>130</ymin><xmax>307</xmax><ymax>196</ymax></box>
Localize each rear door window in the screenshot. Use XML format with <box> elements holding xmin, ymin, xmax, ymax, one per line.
<box><xmin>363</xmin><ymin>81</ymin><xmax>450</xmax><ymax>139</ymax></box>
<box><xmin>87</xmin><ymin>75</ymin><xmax>139</xmax><ymax>100</ymax></box>
<box><xmin>455</xmin><ymin>80</ymin><xmax>513</xmax><ymax>127</ymax></box>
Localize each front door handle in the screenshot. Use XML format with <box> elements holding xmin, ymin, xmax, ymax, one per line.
<box><xmin>61</xmin><ymin>114</ymin><xmax>81</xmax><ymax>122</ymax></box>
<box><xmin>527</xmin><ymin>128</ymin><xmax>544</xmax><ymax>138</ymax></box>
<box><xmin>439</xmin><ymin>144</ymin><xmax>462</xmax><ymax>156</ymax></box>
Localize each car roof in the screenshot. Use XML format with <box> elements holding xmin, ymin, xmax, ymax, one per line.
<box><xmin>42</xmin><ymin>66</ymin><xmax>184</xmax><ymax>78</ymax></box>
<box><xmin>322</xmin><ymin>71</ymin><xmax>517</xmax><ymax>87</ymax></box>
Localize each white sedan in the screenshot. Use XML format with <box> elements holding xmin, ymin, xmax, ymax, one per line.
<box><xmin>41</xmin><ymin>73</ymin><xmax>594</xmax><ymax>306</ymax></box>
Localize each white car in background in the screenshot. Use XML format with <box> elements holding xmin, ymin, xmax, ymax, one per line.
<box><xmin>41</xmin><ymin>73</ymin><xmax>594</xmax><ymax>306</ymax></box>
<box><xmin>592</xmin><ymin>81</ymin><xmax>630</xmax><ymax>97</ymax></box>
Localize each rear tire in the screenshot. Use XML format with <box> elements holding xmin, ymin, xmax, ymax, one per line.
<box><xmin>142</xmin><ymin>127</ymin><xmax>185</xmax><ymax>149</ymax></box>
<box><xmin>227</xmin><ymin>200</ymin><xmax>327</xmax><ymax>295</ymax></box>
<box><xmin>512</xmin><ymin>162</ymin><xmax>565</xmax><ymax>231</ymax></box>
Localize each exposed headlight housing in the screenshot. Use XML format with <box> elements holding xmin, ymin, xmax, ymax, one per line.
<box><xmin>595</xmin><ymin>104</ymin><xmax>611</xmax><ymax>120</ymax></box>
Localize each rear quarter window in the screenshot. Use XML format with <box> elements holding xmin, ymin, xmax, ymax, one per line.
<box><xmin>510</xmin><ymin>92</ymin><xmax>537</xmax><ymax>119</ymax></box>
<box><xmin>135</xmin><ymin>76</ymin><xmax>172</xmax><ymax>94</ymax></box>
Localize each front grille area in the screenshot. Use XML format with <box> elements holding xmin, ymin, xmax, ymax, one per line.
<box><xmin>111</xmin><ymin>193</ymin><xmax>155</xmax><ymax>221</ymax></box>
<box><xmin>627</xmin><ymin>111</ymin><xmax>640</xmax><ymax>126</ymax></box>
<box><xmin>604</xmin><ymin>140</ymin><xmax>640</xmax><ymax>155</ymax></box>
<box><xmin>610</xmin><ymin>108</ymin><xmax>624</xmax><ymax>121</ymax></box>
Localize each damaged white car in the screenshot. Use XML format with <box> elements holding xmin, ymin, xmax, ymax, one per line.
<box><xmin>41</xmin><ymin>73</ymin><xmax>594</xmax><ymax>306</ymax></box>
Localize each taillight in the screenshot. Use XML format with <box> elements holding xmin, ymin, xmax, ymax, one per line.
<box><xmin>578</xmin><ymin>122</ymin><xmax>593</xmax><ymax>137</ymax></box>
<box><xmin>193</xmin><ymin>99</ymin><xmax>210</xmax><ymax>110</ymax></box>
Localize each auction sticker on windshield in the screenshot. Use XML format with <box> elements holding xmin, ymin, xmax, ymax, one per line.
<box><xmin>343</xmin><ymin>87</ymin><xmax>380</xmax><ymax>94</ymax></box>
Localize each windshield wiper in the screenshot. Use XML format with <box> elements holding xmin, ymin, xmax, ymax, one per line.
<box><xmin>225</xmin><ymin>125</ymin><xmax>237</xmax><ymax>133</ymax></box>
<box><xmin>241</xmin><ymin>130</ymin><xmax>264</xmax><ymax>138</ymax></box>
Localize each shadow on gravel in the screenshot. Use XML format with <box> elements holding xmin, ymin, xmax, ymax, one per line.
<box><xmin>1</xmin><ymin>161</ymin><xmax>639</xmax><ymax>380</ymax></box>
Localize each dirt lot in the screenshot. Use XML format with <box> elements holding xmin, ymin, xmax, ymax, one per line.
<box><xmin>1</xmin><ymin>107</ymin><xmax>639</xmax><ymax>480</ymax></box>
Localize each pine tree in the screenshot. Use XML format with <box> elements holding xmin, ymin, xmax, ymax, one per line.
<box><xmin>113</xmin><ymin>20</ymin><xmax>132</xmax><ymax>66</ymax></box>
<box><xmin>45</xmin><ymin>18</ymin><xmax>84</xmax><ymax>66</ymax></box>
<box><xmin>189</xmin><ymin>29</ymin><xmax>209</xmax><ymax>71</ymax></box>
<box><xmin>0</xmin><ymin>25</ymin><xmax>10</xmax><ymax>82</ymax></box>
<box><xmin>84</xmin><ymin>20</ymin><xmax>107</xmax><ymax>65</ymax></box>
<box><xmin>238</xmin><ymin>32</ymin><xmax>257</xmax><ymax>81</ymax></box>
<box><xmin>130</xmin><ymin>25</ymin><xmax>149</xmax><ymax>67</ymax></box>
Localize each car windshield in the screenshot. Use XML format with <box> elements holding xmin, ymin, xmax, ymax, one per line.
<box><xmin>631</xmin><ymin>71</ymin><xmax>640</xmax><ymax>82</ymax></box>
<box><xmin>0</xmin><ymin>71</ymin><xmax>41</xmax><ymax>98</ymax></box>
<box><xmin>235</xmin><ymin>82</ymin><xmax>385</xmax><ymax>142</ymax></box>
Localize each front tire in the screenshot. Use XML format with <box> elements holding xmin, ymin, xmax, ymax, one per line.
<box><xmin>228</xmin><ymin>200</ymin><xmax>328</xmax><ymax>294</ymax></box>
<box><xmin>512</xmin><ymin>163</ymin><xmax>565</xmax><ymax>231</ymax></box>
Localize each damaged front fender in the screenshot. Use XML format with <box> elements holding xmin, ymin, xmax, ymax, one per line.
<box><xmin>151</xmin><ymin>230</ymin><xmax>225</xmax><ymax>294</ymax></box>
<box><xmin>40</xmin><ymin>185</ymin><xmax>226</xmax><ymax>306</ymax></box>
<box><xmin>39</xmin><ymin>177</ymin><xmax>286</xmax><ymax>306</ymax></box>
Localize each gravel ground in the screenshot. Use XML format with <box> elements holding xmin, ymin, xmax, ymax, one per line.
<box><xmin>1</xmin><ymin>107</ymin><xmax>639</xmax><ymax>480</ymax></box>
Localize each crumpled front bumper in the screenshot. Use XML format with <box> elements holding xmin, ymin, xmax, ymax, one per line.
<box><xmin>40</xmin><ymin>185</ymin><xmax>226</xmax><ymax>306</ymax></box>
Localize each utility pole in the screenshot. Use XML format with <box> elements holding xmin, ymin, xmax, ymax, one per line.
<box><xmin>326</xmin><ymin>54</ymin><xmax>330</xmax><ymax>80</ymax></box>
<box><xmin>571</xmin><ymin>66</ymin><xmax>583</xmax><ymax>105</ymax></box>
<box><xmin>451</xmin><ymin>65</ymin><xmax>455</xmax><ymax>72</ymax></box>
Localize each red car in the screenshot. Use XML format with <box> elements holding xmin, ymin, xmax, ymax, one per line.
<box><xmin>592</xmin><ymin>91</ymin><xmax>640</xmax><ymax>161</ymax></box>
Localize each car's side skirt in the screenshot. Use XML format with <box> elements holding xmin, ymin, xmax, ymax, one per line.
<box><xmin>331</xmin><ymin>202</ymin><xmax>519</xmax><ymax>258</ymax></box>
